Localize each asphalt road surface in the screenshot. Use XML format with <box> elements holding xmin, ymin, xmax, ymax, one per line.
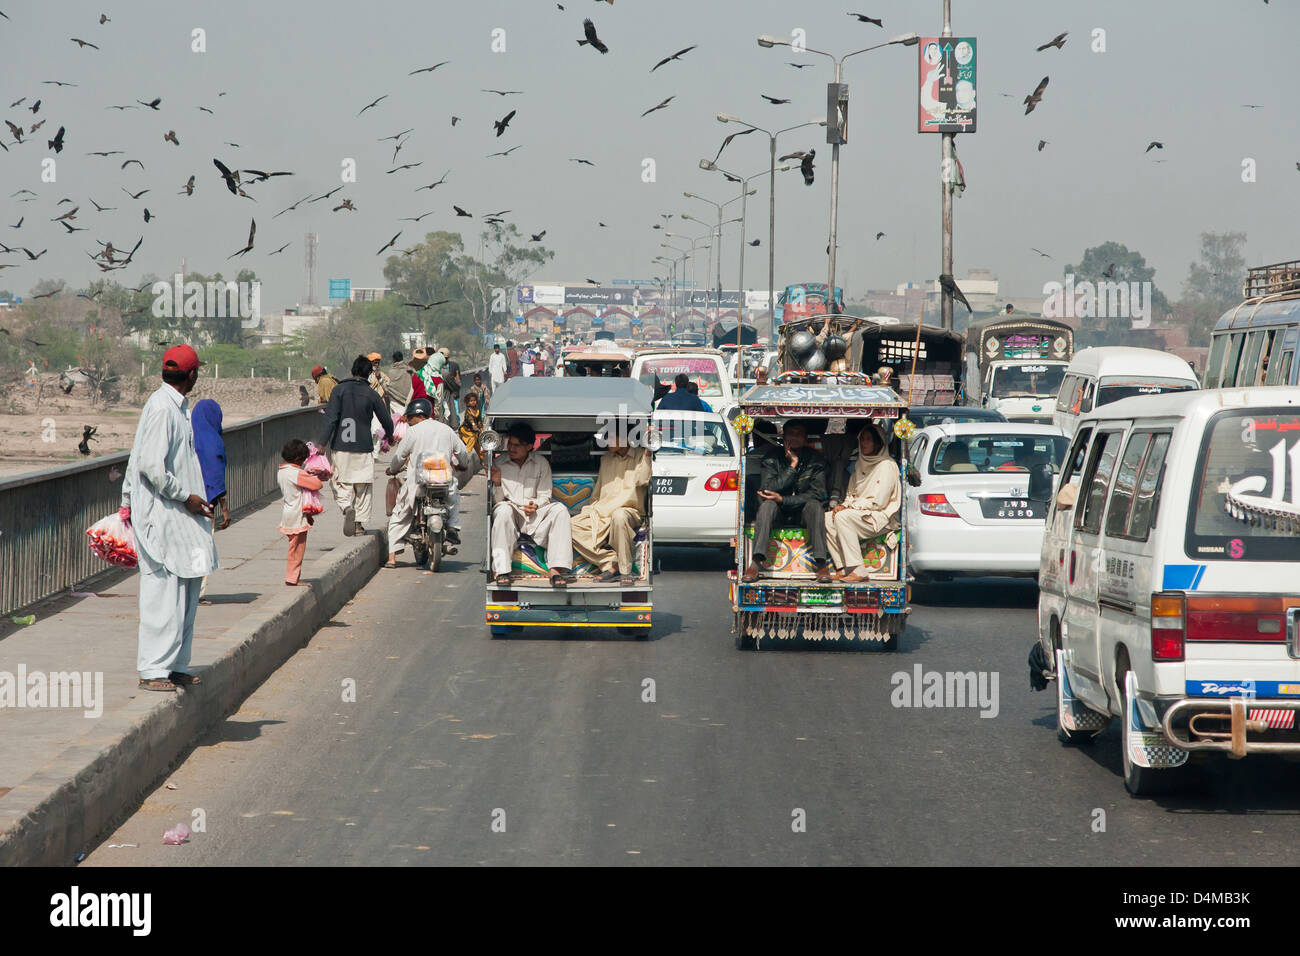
<box><xmin>84</xmin><ymin>475</ymin><xmax>1300</xmax><ymax>866</ymax></box>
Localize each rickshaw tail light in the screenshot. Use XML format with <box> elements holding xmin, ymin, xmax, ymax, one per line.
<box><xmin>706</xmin><ymin>470</ymin><xmax>739</xmax><ymax>492</ymax></box>
<box><xmin>919</xmin><ymin>493</ymin><xmax>959</xmax><ymax>517</ymax></box>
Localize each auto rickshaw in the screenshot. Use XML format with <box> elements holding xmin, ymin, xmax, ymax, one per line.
<box><xmin>728</xmin><ymin>370</ymin><xmax>912</xmax><ymax>650</ymax></box>
<box><xmin>479</xmin><ymin>376</ymin><xmax>658</xmax><ymax>637</ymax></box>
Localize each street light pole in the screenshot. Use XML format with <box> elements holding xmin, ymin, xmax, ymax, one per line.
<box><xmin>941</xmin><ymin>0</ymin><xmax>954</xmax><ymax>331</ymax></box>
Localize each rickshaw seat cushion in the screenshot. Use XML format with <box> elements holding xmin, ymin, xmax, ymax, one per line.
<box><xmin>744</xmin><ymin>524</ymin><xmax>899</xmax><ymax>578</ymax></box>
<box><xmin>511</xmin><ymin>536</ymin><xmax>647</xmax><ymax>578</ymax></box>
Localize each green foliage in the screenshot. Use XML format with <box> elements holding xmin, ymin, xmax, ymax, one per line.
<box><xmin>1065</xmin><ymin>241</ymin><xmax>1170</xmax><ymax>346</ymax></box>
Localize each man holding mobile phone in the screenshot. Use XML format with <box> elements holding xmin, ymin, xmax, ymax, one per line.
<box><xmin>120</xmin><ymin>344</ymin><xmax>219</xmax><ymax>693</ymax></box>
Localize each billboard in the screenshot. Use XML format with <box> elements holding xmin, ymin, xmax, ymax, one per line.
<box><xmin>328</xmin><ymin>278</ymin><xmax>351</xmax><ymax>301</ymax></box>
<box><xmin>918</xmin><ymin>37</ymin><xmax>976</xmax><ymax>133</ymax></box>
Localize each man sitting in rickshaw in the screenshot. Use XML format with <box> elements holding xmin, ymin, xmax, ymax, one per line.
<box><xmin>826</xmin><ymin>422</ymin><xmax>900</xmax><ymax>582</ymax></box>
<box><xmin>490</xmin><ymin>422</ymin><xmax>573</xmax><ymax>588</ymax></box>
<box><xmin>571</xmin><ymin>432</ymin><xmax>652</xmax><ymax>585</ymax></box>
<box><xmin>742</xmin><ymin>419</ymin><xmax>833</xmax><ymax>584</ymax></box>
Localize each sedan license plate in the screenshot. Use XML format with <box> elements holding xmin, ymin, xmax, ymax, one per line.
<box><xmin>979</xmin><ymin>497</ymin><xmax>1044</xmax><ymax>520</ymax></box>
<box><xmin>652</xmin><ymin>476</ymin><xmax>688</xmax><ymax>496</ymax></box>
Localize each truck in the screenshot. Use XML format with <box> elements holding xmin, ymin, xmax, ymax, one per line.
<box><xmin>962</xmin><ymin>315</ymin><xmax>1073</xmax><ymax>416</ymax></box>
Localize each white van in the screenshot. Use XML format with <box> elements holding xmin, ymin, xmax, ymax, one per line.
<box><xmin>1052</xmin><ymin>347</ymin><xmax>1199</xmax><ymax>436</ymax></box>
<box><xmin>1035</xmin><ymin>387</ymin><xmax>1300</xmax><ymax>795</ymax></box>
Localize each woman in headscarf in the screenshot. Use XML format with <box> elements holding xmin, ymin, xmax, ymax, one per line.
<box><xmin>191</xmin><ymin>398</ymin><xmax>232</xmax><ymax>601</ymax></box>
<box><xmin>825</xmin><ymin>422</ymin><xmax>900</xmax><ymax>583</ymax></box>
<box><xmin>459</xmin><ymin>390</ymin><xmax>484</xmax><ymax>462</ymax></box>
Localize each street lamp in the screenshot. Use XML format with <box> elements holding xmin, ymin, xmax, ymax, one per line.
<box><xmin>700</xmin><ymin>159</ymin><xmax>794</xmax><ymax>341</ymax></box>
<box><xmin>683</xmin><ymin>190</ymin><xmax>753</xmax><ymax>323</ymax></box>
<box><xmin>653</xmin><ymin>255</ymin><xmax>676</xmax><ymax>325</ymax></box>
<box><xmin>757</xmin><ymin>31</ymin><xmax>919</xmax><ymax>306</ymax></box>
<box><xmin>716</xmin><ymin>114</ymin><xmax>826</xmax><ymax>338</ymax></box>
<box><xmin>663</xmin><ymin>232</ymin><xmax>713</xmax><ymax>326</ymax></box>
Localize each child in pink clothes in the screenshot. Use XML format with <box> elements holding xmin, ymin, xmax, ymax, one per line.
<box><xmin>277</xmin><ymin>439</ymin><xmax>322</xmax><ymax>585</ymax></box>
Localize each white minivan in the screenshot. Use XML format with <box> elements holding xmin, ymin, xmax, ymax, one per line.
<box><xmin>1035</xmin><ymin>387</ymin><xmax>1300</xmax><ymax>795</ymax></box>
<box><xmin>1052</xmin><ymin>347</ymin><xmax>1199</xmax><ymax>436</ymax></box>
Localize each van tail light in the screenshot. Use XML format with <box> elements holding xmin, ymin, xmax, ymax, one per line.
<box><xmin>1185</xmin><ymin>595</ymin><xmax>1289</xmax><ymax>643</ymax></box>
<box><xmin>1151</xmin><ymin>592</ymin><xmax>1186</xmax><ymax>661</ymax></box>
<box><xmin>705</xmin><ymin>470</ymin><xmax>739</xmax><ymax>492</ymax></box>
<box><xmin>919</xmin><ymin>493</ymin><xmax>959</xmax><ymax>517</ymax></box>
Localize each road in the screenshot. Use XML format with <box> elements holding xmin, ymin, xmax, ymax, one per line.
<box><xmin>83</xmin><ymin>474</ymin><xmax>1300</xmax><ymax>866</ymax></box>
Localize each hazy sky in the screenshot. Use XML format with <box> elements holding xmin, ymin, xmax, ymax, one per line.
<box><xmin>1</xmin><ymin>0</ymin><xmax>1295</xmax><ymax>312</ymax></box>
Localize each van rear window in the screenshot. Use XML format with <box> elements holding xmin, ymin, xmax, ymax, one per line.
<box><xmin>1186</xmin><ymin>409</ymin><xmax>1300</xmax><ymax>561</ymax></box>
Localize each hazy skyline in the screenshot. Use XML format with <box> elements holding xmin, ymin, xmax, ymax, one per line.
<box><xmin>1</xmin><ymin>0</ymin><xmax>1295</xmax><ymax>314</ymax></box>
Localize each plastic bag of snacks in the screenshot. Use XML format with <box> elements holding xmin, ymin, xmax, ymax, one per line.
<box><xmin>86</xmin><ymin>512</ymin><xmax>138</xmax><ymax>568</ymax></box>
<box><xmin>301</xmin><ymin>488</ymin><xmax>324</xmax><ymax>516</ymax></box>
<box><xmin>303</xmin><ymin>442</ymin><xmax>332</xmax><ymax>479</ymax></box>
<box><xmin>392</xmin><ymin>419</ymin><xmax>408</xmax><ymax>442</ymax></box>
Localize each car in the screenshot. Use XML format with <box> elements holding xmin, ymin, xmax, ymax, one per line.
<box><xmin>907</xmin><ymin>405</ymin><xmax>1007</xmax><ymax>429</ymax></box>
<box><xmin>905</xmin><ymin>423</ymin><xmax>1069</xmax><ymax>583</ymax></box>
<box><xmin>649</xmin><ymin>410</ymin><xmax>740</xmax><ymax>547</ymax></box>
<box><xmin>1036</xmin><ymin>387</ymin><xmax>1300</xmax><ymax>795</ymax></box>
<box><xmin>631</xmin><ymin>347</ymin><xmax>736</xmax><ymax>411</ymax></box>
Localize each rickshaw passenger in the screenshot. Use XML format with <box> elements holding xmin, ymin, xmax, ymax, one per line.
<box><xmin>571</xmin><ymin>435</ymin><xmax>652</xmax><ymax>584</ymax></box>
<box><xmin>742</xmin><ymin>419</ymin><xmax>832</xmax><ymax>584</ymax></box>
<box><xmin>826</xmin><ymin>423</ymin><xmax>900</xmax><ymax>582</ymax></box>
<box><xmin>490</xmin><ymin>422</ymin><xmax>573</xmax><ymax>588</ymax></box>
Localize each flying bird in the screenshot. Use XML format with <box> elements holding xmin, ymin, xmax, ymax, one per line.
<box><xmin>386</xmin><ymin>162</ymin><xmax>423</xmax><ymax>172</ymax></box>
<box><xmin>651</xmin><ymin>45</ymin><xmax>697</xmax><ymax>72</ymax></box>
<box><xmin>1037</xmin><ymin>139</ymin><xmax>1048</xmax><ymax>152</ymax></box>
<box><xmin>269</xmin><ymin>242</ymin><xmax>290</xmax><ymax>255</ymax></box>
<box><xmin>179</xmin><ymin>175</ymin><xmax>196</xmax><ymax>196</ymax></box>
<box><xmin>121</xmin><ymin>187</ymin><xmax>149</xmax><ymax>199</ymax></box>
<box><xmin>332</xmin><ymin>198</ymin><xmax>356</xmax><ymax>211</ymax></box>
<box><xmin>376</xmin><ymin>231</ymin><xmax>401</xmax><ymax>255</ymax></box>
<box><xmin>377</xmin><ymin>128</ymin><xmax>413</xmax><ymax>142</ymax></box>
<box><xmin>213</xmin><ymin>157</ymin><xmax>240</xmax><ymax>193</ymax></box>
<box><xmin>800</xmin><ymin>149</ymin><xmax>816</xmax><ymax>185</ymax></box>
<box><xmin>121</xmin><ymin>158</ymin><xmax>144</xmax><ymax>170</ymax></box>
<box><xmin>788</xmin><ymin>62</ymin><xmax>811</xmax><ymax>69</ymax></box>
<box><xmin>530</xmin><ymin>230</ymin><xmax>547</xmax><ymax>242</ymax></box>
<box><xmin>404</xmin><ymin>300</ymin><xmax>451</xmax><ymax>311</ymax></box>
<box><xmin>86</xmin><ymin>150</ymin><xmax>123</xmax><ymax>156</ymax></box>
<box><xmin>31</xmin><ymin>285</ymin><xmax>64</xmax><ymax>298</ymax></box>
<box><xmin>309</xmin><ymin>185</ymin><xmax>343</xmax><ymax>202</ymax></box>
<box><xmin>137</xmin><ymin>97</ymin><xmax>161</xmax><ymax>110</ymax></box>
<box><xmin>641</xmin><ymin>96</ymin><xmax>675</xmax><ymax>117</ymax></box>
<box><xmin>228</xmin><ymin>218</ymin><xmax>256</xmax><ymax>258</ymax></box>
<box><xmin>749</xmin><ymin>239</ymin><xmax>760</xmax><ymax>246</ymax></box>
<box><xmin>486</xmin><ymin>146</ymin><xmax>522</xmax><ymax>158</ymax></box>
<box><xmin>47</xmin><ymin>126</ymin><xmax>64</xmax><ymax>152</ymax></box>
<box><xmin>416</xmin><ymin>171</ymin><xmax>451</xmax><ymax>191</ymax></box>
<box><xmin>761</xmin><ymin>95</ymin><xmax>790</xmax><ymax>105</ymax></box>
<box><xmin>142</xmin><ymin>208</ymin><xmax>154</xmax><ymax>223</ymax></box>
<box><xmin>163</xmin><ymin>129</ymin><xmax>179</xmax><ymax>146</ymax></box>
<box><xmin>22</xmin><ymin>248</ymin><xmax>48</xmax><ymax>260</ymax></box>
<box><xmin>1031</xmin><ymin>247</ymin><xmax>1052</xmax><ymax>258</ymax></box>
<box><xmin>5</xmin><ymin>120</ymin><xmax>22</xmax><ymax>142</ymax></box>
<box><xmin>848</xmin><ymin>13</ymin><xmax>883</xmax><ymax>26</ymax></box>
<box><xmin>51</xmin><ymin>205</ymin><xmax>78</xmax><ymax>222</ymax></box>
<box><xmin>198</xmin><ymin>105</ymin><xmax>214</xmax><ymax>114</ymax></box>
<box><xmin>493</xmin><ymin>109</ymin><xmax>516</xmax><ymax>136</ymax></box>
<box><xmin>874</xmin><ymin>232</ymin><xmax>885</xmax><ymax>240</ymax></box>
<box><xmin>399</xmin><ymin>211</ymin><xmax>435</xmax><ymax>222</ymax></box>
<box><xmin>1145</xmin><ymin>141</ymin><xmax>1164</xmax><ymax>152</ymax></box>
<box><xmin>272</xmin><ymin>193</ymin><xmax>312</xmax><ymax>218</ymax></box>
<box><xmin>578</xmin><ymin>18</ymin><xmax>608</xmax><ymax>53</ymax></box>
<box><xmin>570</xmin><ymin>157</ymin><xmax>595</xmax><ymax>166</ymax></box>
<box><xmin>88</xmin><ymin>197</ymin><xmax>115</xmax><ymax>212</ymax></box>
<box><xmin>43</xmin><ymin>80</ymin><xmax>77</xmax><ymax>86</ymax></box>
<box><xmin>70</xmin><ymin>37</ymin><xmax>99</xmax><ymax>49</ymax></box>
<box><xmin>242</xmin><ymin>169</ymin><xmax>293</xmax><ymax>183</ymax></box>
<box><xmin>99</xmin><ymin>13</ymin><xmax>109</xmax><ymax>23</ymax></box>
<box><xmin>357</xmin><ymin>94</ymin><xmax>388</xmax><ymax>115</ymax></box>
<box><xmin>450</xmin><ymin>116</ymin><xmax>460</xmax><ymax>126</ymax></box>
<box><xmin>9</xmin><ymin>216</ymin><xmax>20</xmax><ymax>228</ymax></box>
<box><xmin>1101</xmin><ymin>263</ymin><xmax>1116</xmax><ymax>278</ymax></box>
<box><xmin>1023</xmin><ymin>76</ymin><xmax>1049</xmax><ymax>114</ymax></box>
<box><xmin>453</xmin><ymin>205</ymin><xmax>472</xmax><ymax>217</ymax></box>
<box><xmin>1036</xmin><ymin>32</ymin><xmax>1067</xmax><ymax>51</ymax></box>
<box><xmin>482</xmin><ymin>89</ymin><xmax>523</xmax><ymax>96</ymax></box>
<box><xmin>410</xmin><ymin>61</ymin><xmax>450</xmax><ymax>74</ymax></box>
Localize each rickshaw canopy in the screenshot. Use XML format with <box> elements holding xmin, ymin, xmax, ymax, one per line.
<box><xmin>486</xmin><ymin>376</ymin><xmax>653</xmax><ymax>433</ymax></box>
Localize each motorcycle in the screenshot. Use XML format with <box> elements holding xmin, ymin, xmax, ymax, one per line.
<box><xmin>407</xmin><ymin>454</ymin><xmax>457</xmax><ymax>572</ymax></box>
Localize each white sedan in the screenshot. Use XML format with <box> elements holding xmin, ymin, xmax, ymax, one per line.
<box><xmin>650</xmin><ymin>410</ymin><xmax>740</xmax><ymax>546</ymax></box>
<box><xmin>905</xmin><ymin>423</ymin><xmax>1068</xmax><ymax>582</ymax></box>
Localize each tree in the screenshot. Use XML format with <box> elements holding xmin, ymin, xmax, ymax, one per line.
<box><xmin>456</xmin><ymin>222</ymin><xmax>553</xmax><ymax>341</ymax></box>
<box><xmin>1180</xmin><ymin>231</ymin><xmax>1247</xmax><ymax>345</ymax></box>
<box><xmin>1063</xmin><ymin>242</ymin><xmax>1170</xmax><ymax>346</ymax></box>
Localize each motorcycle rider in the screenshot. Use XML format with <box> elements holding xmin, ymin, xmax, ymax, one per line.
<box><xmin>383</xmin><ymin>397</ymin><xmax>469</xmax><ymax>568</ymax></box>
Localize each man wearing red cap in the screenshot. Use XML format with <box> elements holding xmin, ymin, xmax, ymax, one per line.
<box><xmin>120</xmin><ymin>345</ymin><xmax>218</xmax><ymax>692</ymax></box>
<box><xmin>311</xmin><ymin>365</ymin><xmax>339</xmax><ymax>405</ymax></box>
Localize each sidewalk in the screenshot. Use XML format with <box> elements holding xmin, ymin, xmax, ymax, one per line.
<box><xmin>0</xmin><ymin>470</ymin><xmax>392</xmax><ymax>866</ymax></box>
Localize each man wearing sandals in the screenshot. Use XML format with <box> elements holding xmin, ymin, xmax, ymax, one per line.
<box><xmin>120</xmin><ymin>345</ymin><xmax>217</xmax><ymax>693</ymax></box>
<box><xmin>571</xmin><ymin>434</ymin><xmax>652</xmax><ymax>585</ymax></box>
<box><xmin>826</xmin><ymin>422</ymin><xmax>901</xmax><ymax>582</ymax></box>
<box><xmin>489</xmin><ymin>422</ymin><xmax>573</xmax><ymax>588</ymax></box>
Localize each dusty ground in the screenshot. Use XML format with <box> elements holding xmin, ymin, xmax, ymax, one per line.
<box><xmin>0</xmin><ymin>374</ymin><xmax>310</xmax><ymax>479</ymax></box>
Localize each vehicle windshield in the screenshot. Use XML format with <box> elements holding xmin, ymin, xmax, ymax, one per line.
<box><xmin>1187</xmin><ymin>409</ymin><xmax>1300</xmax><ymax>561</ymax></box>
<box><xmin>930</xmin><ymin>433</ymin><xmax>1069</xmax><ymax>474</ymax></box>
<box><xmin>652</xmin><ymin>418</ymin><xmax>734</xmax><ymax>456</ymax></box>
<box><xmin>1096</xmin><ymin>378</ymin><xmax>1196</xmax><ymax>406</ymax></box>
<box><xmin>638</xmin><ymin>357</ymin><xmax>725</xmax><ymax>398</ymax></box>
<box><xmin>989</xmin><ymin>364</ymin><xmax>1066</xmax><ymax>398</ymax></box>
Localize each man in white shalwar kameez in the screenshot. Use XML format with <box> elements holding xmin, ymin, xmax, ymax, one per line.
<box><xmin>384</xmin><ymin>398</ymin><xmax>468</xmax><ymax>567</ymax></box>
<box><xmin>489</xmin><ymin>422</ymin><xmax>573</xmax><ymax>587</ymax></box>
<box><xmin>120</xmin><ymin>345</ymin><xmax>218</xmax><ymax>692</ymax></box>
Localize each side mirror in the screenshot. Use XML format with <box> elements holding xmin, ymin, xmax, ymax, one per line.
<box><xmin>906</xmin><ymin>464</ymin><xmax>922</xmax><ymax>488</ymax></box>
<box><xmin>1028</xmin><ymin>462</ymin><xmax>1054</xmax><ymax>502</ymax></box>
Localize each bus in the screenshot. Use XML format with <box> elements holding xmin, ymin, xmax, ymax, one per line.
<box><xmin>1204</xmin><ymin>260</ymin><xmax>1300</xmax><ymax>389</ymax></box>
<box><xmin>777</xmin><ymin>282</ymin><xmax>844</xmax><ymax>325</ymax></box>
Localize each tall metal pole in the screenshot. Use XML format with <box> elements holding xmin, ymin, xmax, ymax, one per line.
<box><xmin>827</xmin><ymin>57</ymin><xmax>842</xmax><ymax>301</ymax></box>
<box><xmin>715</xmin><ymin>206</ymin><xmax>723</xmax><ymax>324</ymax></box>
<box><xmin>737</xmin><ymin>177</ymin><xmax>748</xmax><ymax>350</ymax></box>
<box><xmin>768</xmin><ymin>135</ymin><xmax>776</xmax><ymax>341</ymax></box>
<box><xmin>940</xmin><ymin>0</ymin><xmax>954</xmax><ymax>331</ymax></box>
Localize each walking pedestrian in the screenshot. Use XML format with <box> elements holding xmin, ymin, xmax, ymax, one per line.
<box><xmin>488</xmin><ymin>343</ymin><xmax>507</xmax><ymax>390</ymax></box>
<box><xmin>277</xmin><ymin>439</ymin><xmax>322</xmax><ymax>586</ymax></box>
<box><xmin>386</xmin><ymin>350</ymin><xmax>412</xmax><ymax>420</ymax></box>
<box><xmin>310</xmin><ymin>365</ymin><xmax>339</xmax><ymax>404</ymax></box>
<box><xmin>119</xmin><ymin>344</ymin><xmax>217</xmax><ymax>693</ymax></box>
<box><xmin>192</xmin><ymin>398</ymin><xmax>232</xmax><ymax>603</ymax></box>
<box><xmin>318</xmin><ymin>355</ymin><xmax>395</xmax><ymax>535</ymax></box>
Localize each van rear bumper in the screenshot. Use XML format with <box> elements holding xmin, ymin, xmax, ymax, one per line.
<box><xmin>1162</xmin><ymin>697</ymin><xmax>1300</xmax><ymax>756</ymax></box>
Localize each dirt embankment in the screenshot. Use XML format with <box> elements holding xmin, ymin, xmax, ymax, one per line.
<box><xmin>0</xmin><ymin>374</ymin><xmax>313</xmax><ymax>478</ymax></box>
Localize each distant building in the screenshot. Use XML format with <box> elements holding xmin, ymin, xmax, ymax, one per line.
<box><xmin>349</xmin><ymin>287</ymin><xmax>392</xmax><ymax>303</ymax></box>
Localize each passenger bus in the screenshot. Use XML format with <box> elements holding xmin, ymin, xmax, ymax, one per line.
<box><xmin>1204</xmin><ymin>259</ymin><xmax>1300</xmax><ymax>389</ymax></box>
<box><xmin>777</xmin><ymin>282</ymin><xmax>845</xmax><ymax>325</ymax></box>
